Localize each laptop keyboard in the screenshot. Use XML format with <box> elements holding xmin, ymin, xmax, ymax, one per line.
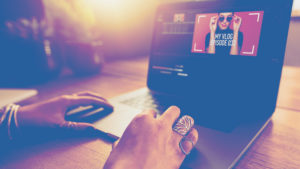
<box><xmin>119</xmin><ymin>92</ymin><xmax>170</xmax><ymax>114</ymax></box>
<box><xmin>118</xmin><ymin>89</ymin><xmax>236</xmax><ymax>132</ymax></box>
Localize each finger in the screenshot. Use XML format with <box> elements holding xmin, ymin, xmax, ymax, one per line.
<box><xmin>235</xmin><ymin>16</ymin><xmax>241</xmax><ymax>22</ymax></box>
<box><xmin>61</xmin><ymin>121</ymin><xmax>97</xmax><ymax>133</ymax></box>
<box><xmin>179</xmin><ymin>128</ymin><xmax>198</xmax><ymax>155</ymax></box>
<box><xmin>64</xmin><ymin>96</ymin><xmax>113</xmax><ymax>109</ymax></box>
<box><xmin>211</xmin><ymin>17</ymin><xmax>216</xmax><ymax>22</ymax></box>
<box><xmin>139</xmin><ymin>109</ymin><xmax>157</xmax><ymax>119</ymax></box>
<box><xmin>112</xmin><ymin>139</ymin><xmax>120</xmax><ymax>149</ymax></box>
<box><xmin>238</xmin><ymin>16</ymin><xmax>242</xmax><ymax>23</ymax></box>
<box><xmin>159</xmin><ymin>106</ymin><xmax>180</xmax><ymax>126</ymax></box>
<box><xmin>75</xmin><ymin>91</ymin><xmax>108</xmax><ymax>101</ymax></box>
<box><xmin>145</xmin><ymin>109</ymin><xmax>157</xmax><ymax>118</ymax></box>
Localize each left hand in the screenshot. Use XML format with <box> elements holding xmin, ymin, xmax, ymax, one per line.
<box><xmin>16</xmin><ymin>92</ymin><xmax>113</xmax><ymax>138</ymax></box>
<box><xmin>233</xmin><ymin>15</ymin><xmax>242</xmax><ymax>33</ymax></box>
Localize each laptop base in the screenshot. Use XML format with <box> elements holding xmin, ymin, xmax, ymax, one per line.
<box><xmin>93</xmin><ymin>88</ymin><xmax>271</xmax><ymax>169</ymax></box>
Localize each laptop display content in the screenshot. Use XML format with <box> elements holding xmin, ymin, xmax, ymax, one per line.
<box><xmin>191</xmin><ymin>11</ymin><xmax>264</xmax><ymax>57</ymax></box>
<box><xmin>147</xmin><ymin>1</ymin><xmax>292</xmax><ymax>126</ymax></box>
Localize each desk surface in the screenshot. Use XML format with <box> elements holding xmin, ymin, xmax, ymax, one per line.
<box><xmin>1</xmin><ymin>57</ymin><xmax>300</xmax><ymax>169</ymax></box>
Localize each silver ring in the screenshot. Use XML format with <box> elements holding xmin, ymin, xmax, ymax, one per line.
<box><xmin>61</xmin><ymin>121</ymin><xmax>77</xmax><ymax>129</ymax></box>
<box><xmin>179</xmin><ymin>137</ymin><xmax>194</xmax><ymax>155</ymax></box>
<box><xmin>173</xmin><ymin>115</ymin><xmax>194</xmax><ymax>136</ymax></box>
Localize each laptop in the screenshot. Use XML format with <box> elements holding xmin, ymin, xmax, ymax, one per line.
<box><xmin>93</xmin><ymin>0</ymin><xmax>293</xmax><ymax>168</ymax></box>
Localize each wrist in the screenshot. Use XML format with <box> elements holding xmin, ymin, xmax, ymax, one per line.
<box><xmin>234</xmin><ymin>30</ymin><xmax>239</xmax><ymax>35</ymax></box>
<box><xmin>105</xmin><ymin>159</ymin><xmax>137</xmax><ymax>169</ymax></box>
<box><xmin>233</xmin><ymin>32</ymin><xmax>239</xmax><ymax>39</ymax></box>
<box><xmin>104</xmin><ymin>153</ymin><xmax>140</xmax><ymax>169</ymax></box>
<box><xmin>210</xmin><ymin>33</ymin><xmax>215</xmax><ymax>44</ymax></box>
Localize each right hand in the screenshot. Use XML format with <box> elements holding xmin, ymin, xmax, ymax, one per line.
<box><xmin>233</xmin><ymin>15</ymin><xmax>242</xmax><ymax>34</ymax></box>
<box><xmin>210</xmin><ymin>16</ymin><xmax>218</xmax><ymax>33</ymax></box>
<box><xmin>104</xmin><ymin>106</ymin><xmax>199</xmax><ymax>169</ymax></box>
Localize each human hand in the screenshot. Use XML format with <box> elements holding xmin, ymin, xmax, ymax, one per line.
<box><xmin>233</xmin><ymin>15</ymin><xmax>242</xmax><ymax>33</ymax></box>
<box><xmin>210</xmin><ymin>16</ymin><xmax>218</xmax><ymax>34</ymax></box>
<box><xmin>16</xmin><ymin>92</ymin><xmax>113</xmax><ymax>138</ymax></box>
<box><xmin>104</xmin><ymin>106</ymin><xmax>198</xmax><ymax>169</ymax></box>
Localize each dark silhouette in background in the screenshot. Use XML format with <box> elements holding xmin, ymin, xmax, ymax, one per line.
<box><xmin>0</xmin><ymin>0</ymin><xmax>63</xmax><ymax>87</ymax></box>
<box><xmin>0</xmin><ymin>0</ymin><xmax>105</xmax><ymax>87</ymax></box>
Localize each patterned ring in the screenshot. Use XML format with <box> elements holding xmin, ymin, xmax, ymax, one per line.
<box><xmin>172</xmin><ymin>115</ymin><xmax>194</xmax><ymax>136</ymax></box>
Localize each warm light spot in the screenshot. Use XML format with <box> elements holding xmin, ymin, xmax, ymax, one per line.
<box><xmin>42</xmin><ymin>0</ymin><xmax>158</xmax><ymax>42</ymax></box>
<box><xmin>293</xmin><ymin>0</ymin><xmax>300</xmax><ymax>10</ymax></box>
<box><xmin>85</xmin><ymin>0</ymin><xmax>158</xmax><ymax>31</ymax></box>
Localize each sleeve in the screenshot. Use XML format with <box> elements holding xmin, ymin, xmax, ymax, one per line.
<box><xmin>205</xmin><ymin>33</ymin><xmax>211</xmax><ymax>51</ymax></box>
<box><xmin>238</xmin><ymin>32</ymin><xmax>244</xmax><ymax>49</ymax></box>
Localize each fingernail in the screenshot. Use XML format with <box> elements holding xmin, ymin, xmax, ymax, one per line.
<box><xmin>169</xmin><ymin>106</ymin><xmax>180</xmax><ymax>112</ymax></box>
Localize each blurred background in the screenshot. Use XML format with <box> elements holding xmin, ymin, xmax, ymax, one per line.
<box><xmin>0</xmin><ymin>0</ymin><xmax>299</xmax><ymax>86</ymax></box>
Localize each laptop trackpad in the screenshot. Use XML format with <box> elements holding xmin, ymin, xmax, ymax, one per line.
<box><xmin>93</xmin><ymin>102</ymin><xmax>142</xmax><ymax>138</ymax></box>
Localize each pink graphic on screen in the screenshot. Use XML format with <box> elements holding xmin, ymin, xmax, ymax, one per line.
<box><xmin>191</xmin><ymin>11</ymin><xmax>264</xmax><ymax>56</ymax></box>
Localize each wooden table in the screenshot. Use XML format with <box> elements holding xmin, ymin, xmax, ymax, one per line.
<box><xmin>1</xmin><ymin>57</ymin><xmax>300</xmax><ymax>169</ymax></box>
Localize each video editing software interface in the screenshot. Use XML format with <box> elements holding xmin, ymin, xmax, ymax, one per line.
<box><xmin>151</xmin><ymin>9</ymin><xmax>264</xmax><ymax>79</ymax></box>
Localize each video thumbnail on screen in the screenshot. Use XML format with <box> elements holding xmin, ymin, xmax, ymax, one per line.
<box><xmin>191</xmin><ymin>11</ymin><xmax>264</xmax><ymax>56</ymax></box>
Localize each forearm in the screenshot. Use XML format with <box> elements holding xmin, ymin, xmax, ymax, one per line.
<box><xmin>104</xmin><ymin>154</ymin><xmax>140</xmax><ymax>169</ymax></box>
<box><xmin>230</xmin><ymin>32</ymin><xmax>239</xmax><ymax>55</ymax></box>
<box><xmin>208</xmin><ymin>33</ymin><xmax>216</xmax><ymax>54</ymax></box>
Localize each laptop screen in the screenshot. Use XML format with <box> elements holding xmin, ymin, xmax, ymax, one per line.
<box><xmin>147</xmin><ymin>1</ymin><xmax>292</xmax><ymax>119</ymax></box>
<box><xmin>150</xmin><ymin>9</ymin><xmax>264</xmax><ymax>81</ymax></box>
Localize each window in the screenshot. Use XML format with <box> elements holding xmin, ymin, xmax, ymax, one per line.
<box><xmin>293</xmin><ymin>0</ymin><xmax>300</xmax><ymax>16</ymax></box>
